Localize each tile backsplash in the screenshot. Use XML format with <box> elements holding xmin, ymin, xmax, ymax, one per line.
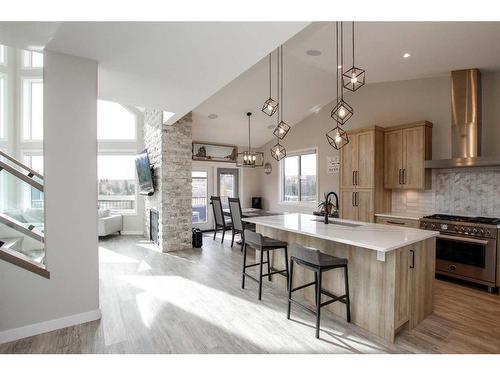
<box><xmin>391</xmin><ymin>167</ymin><xmax>500</xmax><ymax>217</ymax></box>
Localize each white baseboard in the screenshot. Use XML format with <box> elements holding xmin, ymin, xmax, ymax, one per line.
<box><xmin>120</xmin><ymin>230</ymin><xmax>144</xmax><ymax>235</ymax></box>
<box><xmin>0</xmin><ymin>308</ymin><xmax>101</xmax><ymax>345</ymax></box>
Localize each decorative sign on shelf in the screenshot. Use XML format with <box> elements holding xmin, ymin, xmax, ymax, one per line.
<box><xmin>327</xmin><ymin>156</ymin><xmax>340</xmax><ymax>175</ymax></box>
<box><xmin>192</xmin><ymin>142</ymin><xmax>237</xmax><ymax>163</ymax></box>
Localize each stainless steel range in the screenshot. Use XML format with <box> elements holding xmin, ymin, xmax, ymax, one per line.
<box><xmin>420</xmin><ymin>214</ymin><xmax>499</xmax><ymax>292</ymax></box>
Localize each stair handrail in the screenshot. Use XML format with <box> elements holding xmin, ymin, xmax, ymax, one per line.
<box><xmin>0</xmin><ymin>150</ymin><xmax>43</xmax><ymax>180</ymax></box>
<box><xmin>0</xmin><ymin>212</ymin><xmax>44</xmax><ymax>243</ymax></box>
<box><xmin>0</xmin><ymin>159</ymin><xmax>44</xmax><ymax>192</ymax></box>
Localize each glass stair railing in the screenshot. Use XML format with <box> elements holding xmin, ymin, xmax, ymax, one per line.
<box><xmin>0</xmin><ymin>151</ymin><xmax>47</xmax><ymax>277</ymax></box>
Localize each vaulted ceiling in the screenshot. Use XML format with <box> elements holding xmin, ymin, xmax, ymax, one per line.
<box><xmin>192</xmin><ymin>22</ymin><xmax>500</xmax><ymax>147</ymax></box>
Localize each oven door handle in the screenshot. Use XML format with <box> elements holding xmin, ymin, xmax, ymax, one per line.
<box><xmin>437</xmin><ymin>234</ymin><xmax>490</xmax><ymax>246</ymax></box>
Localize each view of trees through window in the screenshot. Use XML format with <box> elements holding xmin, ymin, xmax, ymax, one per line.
<box><xmin>98</xmin><ymin>155</ymin><xmax>136</xmax><ymax>213</ymax></box>
<box><xmin>283</xmin><ymin>151</ymin><xmax>317</xmax><ymax>202</ymax></box>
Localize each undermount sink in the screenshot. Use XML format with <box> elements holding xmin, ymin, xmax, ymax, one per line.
<box><xmin>310</xmin><ymin>218</ymin><xmax>362</xmax><ymax>228</ymax></box>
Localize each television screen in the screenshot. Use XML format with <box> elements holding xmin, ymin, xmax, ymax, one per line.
<box><xmin>135</xmin><ymin>150</ymin><xmax>154</xmax><ymax>195</ymax></box>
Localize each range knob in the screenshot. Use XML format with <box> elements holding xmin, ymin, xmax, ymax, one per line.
<box><xmin>472</xmin><ymin>228</ymin><xmax>478</xmax><ymax>235</ymax></box>
<box><xmin>422</xmin><ymin>223</ymin><xmax>427</xmax><ymax>229</ymax></box>
<box><xmin>485</xmin><ymin>230</ymin><xmax>491</xmax><ymax>237</ymax></box>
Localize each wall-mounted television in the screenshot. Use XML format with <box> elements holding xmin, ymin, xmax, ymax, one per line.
<box><xmin>135</xmin><ymin>149</ymin><xmax>155</xmax><ymax>196</ymax></box>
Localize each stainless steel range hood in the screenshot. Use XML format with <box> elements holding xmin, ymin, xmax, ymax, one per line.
<box><xmin>425</xmin><ymin>69</ymin><xmax>500</xmax><ymax>169</ymax></box>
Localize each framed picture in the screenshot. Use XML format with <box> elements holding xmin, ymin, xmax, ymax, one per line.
<box><xmin>192</xmin><ymin>142</ymin><xmax>237</xmax><ymax>163</ymax></box>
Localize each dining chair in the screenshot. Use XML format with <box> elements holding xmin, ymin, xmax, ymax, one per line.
<box><xmin>228</xmin><ymin>197</ymin><xmax>251</xmax><ymax>251</ymax></box>
<box><xmin>210</xmin><ymin>196</ymin><xmax>232</xmax><ymax>243</ymax></box>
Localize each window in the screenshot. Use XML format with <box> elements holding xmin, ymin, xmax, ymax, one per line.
<box><xmin>192</xmin><ymin>171</ymin><xmax>208</xmax><ymax>224</ymax></box>
<box><xmin>282</xmin><ymin>150</ymin><xmax>317</xmax><ymax>202</ymax></box>
<box><xmin>98</xmin><ymin>100</ymin><xmax>136</xmax><ymax>140</ymax></box>
<box><xmin>22</xmin><ymin>50</ymin><xmax>43</xmax><ymax>68</ymax></box>
<box><xmin>0</xmin><ymin>75</ymin><xmax>5</xmax><ymax>138</ymax></box>
<box><xmin>22</xmin><ymin>78</ymin><xmax>43</xmax><ymax>140</ymax></box>
<box><xmin>98</xmin><ymin>155</ymin><xmax>136</xmax><ymax>214</ymax></box>
<box><xmin>25</xmin><ymin>155</ymin><xmax>44</xmax><ymax>209</ymax></box>
<box><xmin>0</xmin><ymin>45</ymin><xmax>5</xmax><ymax>65</ymax></box>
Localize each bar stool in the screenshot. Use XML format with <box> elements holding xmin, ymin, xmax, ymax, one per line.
<box><xmin>242</xmin><ymin>229</ymin><xmax>289</xmax><ymax>300</ymax></box>
<box><xmin>287</xmin><ymin>243</ymin><xmax>351</xmax><ymax>339</ymax></box>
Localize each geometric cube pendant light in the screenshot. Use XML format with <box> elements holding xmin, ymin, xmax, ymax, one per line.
<box><xmin>343</xmin><ymin>66</ymin><xmax>365</xmax><ymax>92</ymax></box>
<box><xmin>270</xmin><ymin>141</ymin><xmax>286</xmax><ymax>161</ymax></box>
<box><xmin>326</xmin><ymin>126</ymin><xmax>349</xmax><ymax>150</ymax></box>
<box><xmin>330</xmin><ymin>98</ymin><xmax>353</xmax><ymax>125</ymax></box>
<box><xmin>273</xmin><ymin>120</ymin><xmax>290</xmax><ymax>140</ymax></box>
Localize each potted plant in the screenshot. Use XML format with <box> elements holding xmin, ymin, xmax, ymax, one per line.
<box><xmin>317</xmin><ymin>193</ymin><xmax>338</xmax><ymax>217</ymax></box>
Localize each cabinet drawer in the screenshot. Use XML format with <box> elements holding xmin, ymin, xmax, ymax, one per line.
<box><xmin>376</xmin><ymin>216</ymin><xmax>420</xmax><ymax>228</ymax></box>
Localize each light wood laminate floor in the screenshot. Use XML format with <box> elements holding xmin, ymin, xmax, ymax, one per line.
<box><xmin>1</xmin><ymin>233</ymin><xmax>499</xmax><ymax>354</ymax></box>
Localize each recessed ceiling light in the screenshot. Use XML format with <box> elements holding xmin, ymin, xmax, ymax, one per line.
<box><xmin>337</xmin><ymin>65</ymin><xmax>342</xmax><ymax>69</ymax></box>
<box><xmin>208</xmin><ymin>114</ymin><xmax>218</xmax><ymax>119</ymax></box>
<box><xmin>403</xmin><ymin>53</ymin><xmax>411</xmax><ymax>59</ymax></box>
<box><xmin>306</xmin><ymin>49</ymin><xmax>322</xmax><ymax>56</ymax></box>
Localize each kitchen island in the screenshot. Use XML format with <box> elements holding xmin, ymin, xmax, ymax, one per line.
<box><xmin>243</xmin><ymin>213</ymin><xmax>439</xmax><ymax>343</ymax></box>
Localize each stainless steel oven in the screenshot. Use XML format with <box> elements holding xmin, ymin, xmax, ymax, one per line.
<box><xmin>421</xmin><ymin>214</ymin><xmax>499</xmax><ymax>292</ymax></box>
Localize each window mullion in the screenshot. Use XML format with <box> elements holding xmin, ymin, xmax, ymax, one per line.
<box><xmin>298</xmin><ymin>156</ymin><xmax>302</xmax><ymax>202</ymax></box>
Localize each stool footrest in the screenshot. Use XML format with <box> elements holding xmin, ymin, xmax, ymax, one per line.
<box><xmin>289</xmin><ymin>298</ymin><xmax>316</xmax><ymax>315</ymax></box>
<box><xmin>290</xmin><ymin>280</ymin><xmax>316</xmax><ymax>293</ymax></box>
<box><xmin>262</xmin><ymin>268</ymin><xmax>287</xmax><ymax>278</ymax></box>
<box><xmin>244</xmin><ymin>261</ymin><xmax>269</xmax><ymax>269</ymax></box>
<box><xmin>320</xmin><ymin>294</ymin><xmax>348</xmax><ymax>308</ymax></box>
<box><xmin>242</xmin><ymin>273</ymin><xmax>259</xmax><ymax>283</ymax></box>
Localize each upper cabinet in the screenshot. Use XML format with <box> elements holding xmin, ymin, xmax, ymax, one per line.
<box><xmin>340</xmin><ymin>128</ymin><xmax>379</xmax><ymax>189</ymax></box>
<box><xmin>383</xmin><ymin>121</ymin><xmax>433</xmax><ymax>190</ymax></box>
<box><xmin>340</xmin><ymin>126</ymin><xmax>391</xmax><ymax>222</ymax></box>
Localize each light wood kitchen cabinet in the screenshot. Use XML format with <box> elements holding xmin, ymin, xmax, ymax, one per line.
<box><xmin>340</xmin><ymin>126</ymin><xmax>391</xmax><ymax>223</ymax></box>
<box><xmin>384</xmin><ymin>121</ymin><xmax>432</xmax><ymax>190</ymax></box>
<box><xmin>394</xmin><ymin>241</ymin><xmax>435</xmax><ymax>331</ymax></box>
<box><xmin>342</xmin><ymin>189</ymin><xmax>374</xmax><ymax>222</ymax></box>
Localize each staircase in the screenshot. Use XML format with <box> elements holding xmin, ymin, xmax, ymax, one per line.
<box><xmin>0</xmin><ymin>150</ymin><xmax>48</xmax><ymax>278</ymax></box>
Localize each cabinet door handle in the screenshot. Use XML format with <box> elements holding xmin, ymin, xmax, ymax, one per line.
<box><xmin>355</xmin><ymin>192</ymin><xmax>359</xmax><ymax>206</ymax></box>
<box><xmin>352</xmin><ymin>171</ymin><xmax>356</xmax><ymax>185</ymax></box>
<box><xmin>387</xmin><ymin>220</ymin><xmax>406</xmax><ymax>225</ymax></box>
<box><xmin>355</xmin><ymin>170</ymin><xmax>359</xmax><ymax>185</ymax></box>
<box><xmin>403</xmin><ymin>169</ymin><xmax>406</xmax><ymax>184</ymax></box>
<box><xmin>410</xmin><ymin>250</ymin><xmax>415</xmax><ymax>269</ymax></box>
<box><xmin>402</xmin><ymin>169</ymin><xmax>405</xmax><ymax>184</ymax></box>
<box><xmin>398</xmin><ymin>169</ymin><xmax>402</xmax><ymax>185</ymax></box>
<box><xmin>352</xmin><ymin>192</ymin><xmax>355</xmax><ymax>207</ymax></box>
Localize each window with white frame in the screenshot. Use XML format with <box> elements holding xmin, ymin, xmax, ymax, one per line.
<box><xmin>24</xmin><ymin>154</ymin><xmax>44</xmax><ymax>209</ymax></box>
<box><xmin>98</xmin><ymin>100</ymin><xmax>136</xmax><ymax>140</ymax></box>
<box><xmin>0</xmin><ymin>45</ymin><xmax>5</xmax><ymax>65</ymax></box>
<box><xmin>281</xmin><ymin>150</ymin><xmax>317</xmax><ymax>203</ymax></box>
<box><xmin>98</xmin><ymin>155</ymin><xmax>137</xmax><ymax>214</ymax></box>
<box><xmin>22</xmin><ymin>50</ymin><xmax>43</xmax><ymax>68</ymax></box>
<box><xmin>0</xmin><ymin>74</ymin><xmax>5</xmax><ymax>139</ymax></box>
<box><xmin>22</xmin><ymin>77</ymin><xmax>43</xmax><ymax>140</ymax></box>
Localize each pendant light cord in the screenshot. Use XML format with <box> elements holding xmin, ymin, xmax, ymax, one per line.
<box><xmin>268</xmin><ymin>53</ymin><xmax>272</xmax><ymax>98</ymax></box>
<box><xmin>248</xmin><ymin>113</ymin><xmax>251</xmax><ymax>153</ymax></box>
<box><xmin>280</xmin><ymin>45</ymin><xmax>284</xmax><ymax>123</ymax></box>
<box><xmin>352</xmin><ymin>21</ymin><xmax>355</xmax><ymax>67</ymax></box>
<box><xmin>340</xmin><ymin>22</ymin><xmax>344</xmax><ymax>100</ymax></box>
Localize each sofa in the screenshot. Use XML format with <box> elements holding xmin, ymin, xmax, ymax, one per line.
<box><xmin>98</xmin><ymin>209</ymin><xmax>123</xmax><ymax>237</ymax></box>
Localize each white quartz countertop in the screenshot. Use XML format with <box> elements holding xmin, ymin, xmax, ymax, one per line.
<box><xmin>243</xmin><ymin>213</ymin><xmax>439</xmax><ymax>253</ymax></box>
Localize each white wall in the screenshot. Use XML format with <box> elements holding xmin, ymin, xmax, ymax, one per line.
<box><xmin>257</xmin><ymin>72</ymin><xmax>500</xmax><ymax>212</ymax></box>
<box><xmin>0</xmin><ymin>51</ymin><xmax>100</xmax><ymax>340</ymax></box>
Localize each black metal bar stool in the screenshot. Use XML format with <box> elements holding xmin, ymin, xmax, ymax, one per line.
<box><xmin>242</xmin><ymin>229</ymin><xmax>289</xmax><ymax>300</ymax></box>
<box><xmin>287</xmin><ymin>243</ymin><xmax>351</xmax><ymax>339</ymax></box>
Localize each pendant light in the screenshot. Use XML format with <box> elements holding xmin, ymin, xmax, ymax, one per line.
<box><xmin>343</xmin><ymin>22</ymin><xmax>366</xmax><ymax>92</ymax></box>
<box><xmin>331</xmin><ymin>22</ymin><xmax>353</xmax><ymax>125</ymax></box>
<box><xmin>327</xmin><ymin>22</ymin><xmax>349</xmax><ymax>150</ymax></box>
<box><xmin>237</xmin><ymin>112</ymin><xmax>264</xmax><ymax>168</ymax></box>
<box><xmin>273</xmin><ymin>45</ymin><xmax>291</xmax><ymax>140</ymax></box>
<box><xmin>271</xmin><ymin>45</ymin><xmax>287</xmax><ymax>161</ymax></box>
<box><xmin>262</xmin><ymin>50</ymin><xmax>279</xmax><ymax>116</ymax></box>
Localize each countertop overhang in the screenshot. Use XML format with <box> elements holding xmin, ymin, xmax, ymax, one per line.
<box><xmin>243</xmin><ymin>213</ymin><xmax>439</xmax><ymax>253</ymax></box>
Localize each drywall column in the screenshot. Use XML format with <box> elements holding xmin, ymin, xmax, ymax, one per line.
<box><xmin>144</xmin><ymin>111</ymin><xmax>192</xmax><ymax>252</ymax></box>
<box><xmin>0</xmin><ymin>51</ymin><xmax>100</xmax><ymax>342</ymax></box>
